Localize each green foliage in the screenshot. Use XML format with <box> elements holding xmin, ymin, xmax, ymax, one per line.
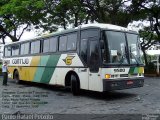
<box><xmin>0</xmin><ymin>0</ymin><xmax>46</xmax><ymax>42</ymax></box>
<box><xmin>40</xmin><ymin>0</ymin><xmax>134</xmax><ymax>31</ymax></box>
<box><xmin>145</xmin><ymin>62</ymin><xmax>156</xmax><ymax>74</ymax></box>
<box><xmin>0</xmin><ymin>0</ymin><xmax>160</xmax><ymax>45</ymax></box>
<box><xmin>131</xmin><ymin>0</ymin><xmax>160</xmax><ymax>38</ymax></box>
<box><xmin>43</xmin><ymin>0</ymin><xmax>86</xmax><ymax>30</ymax></box>
<box><xmin>130</xmin><ymin>0</ymin><xmax>160</xmax><ymax>68</ymax></box>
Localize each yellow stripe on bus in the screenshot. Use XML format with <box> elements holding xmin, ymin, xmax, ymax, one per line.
<box><xmin>19</xmin><ymin>56</ymin><xmax>40</xmax><ymax>81</ymax></box>
<box><xmin>139</xmin><ymin>67</ymin><xmax>144</xmax><ymax>73</ymax></box>
<box><xmin>8</xmin><ymin>67</ymin><xmax>16</xmax><ymax>79</ymax></box>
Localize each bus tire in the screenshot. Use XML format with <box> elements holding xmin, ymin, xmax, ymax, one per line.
<box><xmin>71</xmin><ymin>74</ymin><xmax>80</xmax><ymax>96</ymax></box>
<box><xmin>14</xmin><ymin>70</ymin><xmax>20</xmax><ymax>84</ymax></box>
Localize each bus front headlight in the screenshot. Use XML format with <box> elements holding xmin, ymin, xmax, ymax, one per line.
<box><xmin>105</xmin><ymin>74</ymin><xmax>111</xmax><ymax>79</ymax></box>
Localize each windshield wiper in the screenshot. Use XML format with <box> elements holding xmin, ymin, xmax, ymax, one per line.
<box><xmin>118</xmin><ymin>46</ymin><xmax>129</xmax><ymax>66</ymax></box>
<box><xmin>118</xmin><ymin>53</ymin><xmax>127</xmax><ymax>66</ymax></box>
<box><xmin>130</xmin><ymin>52</ymin><xmax>140</xmax><ymax>66</ymax></box>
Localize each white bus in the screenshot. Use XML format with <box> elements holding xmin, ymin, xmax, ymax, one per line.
<box><xmin>3</xmin><ymin>23</ymin><xmax>144</xmax><ymax>95</ymax></box>
<box><xmin>0</xmin><ymin>44</ymin><xmax>4</xmax><ymax>63</ymax></box>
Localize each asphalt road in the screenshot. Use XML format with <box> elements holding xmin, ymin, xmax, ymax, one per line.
<box><xmin>0</xmin><ymin>76</ymin><xmax>160</xmax><ymax>116</ymax></box>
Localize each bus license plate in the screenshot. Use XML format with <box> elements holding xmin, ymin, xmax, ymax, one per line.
<box><xmin>127</xmin><ymin>81</ymin><xmax>133</xmax><ymax>85</ymax></box>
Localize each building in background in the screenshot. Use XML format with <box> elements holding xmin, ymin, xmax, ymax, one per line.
<box><xmin>146</xmin><ymin>44</ymin><xmax>160</xmax><ymax>75</ymax></box>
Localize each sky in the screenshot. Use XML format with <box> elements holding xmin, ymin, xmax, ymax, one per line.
<box><xmin>5</xmin><ymin>28</ymin><xmax>40</xmax><ymax>43</ymax></box>
<box><xmin>4</xmin><ymin>21</ymin><xmax>145</xmax><ymax>44</ymax></box>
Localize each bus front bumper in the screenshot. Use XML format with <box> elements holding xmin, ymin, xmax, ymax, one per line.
<box><xmin>103</xmin><ymin>78</ymin><xmax>144</xmax><ymax>91</ymax></box>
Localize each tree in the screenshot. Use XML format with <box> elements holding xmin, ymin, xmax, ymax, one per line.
<box><xmin>139</xmin><ymin>27</ymin><xmax>158</xmax><ymax>66</ymax></box>
<box><xmin>130</xmin><ymin>0</ymin><xmax>160</xmax><ymax>66</ymax></box>
<box><xmin>0</xmin><ymin>0</ymin><xmax>46</xmax><ymax>43</ymax></box>
<box><xmin>43</xmin><ymin>0</ymin><xmax>87</xmax><ymax>30</ymax></box>
<box><xmin>131</xmin><ymin>0</ymin><xmax>160</xmax><ymax>41</ymax></box>
<box><xmin>80</xmin><ymin>0</ymin><xmax>132</xmax><ymax>27</ymax></box>
<box><xmin>0</xmin><ymin>0</ymin><xmax>136</xmax><ymax>42</ymax></box>
<box><xmin>44</xmin><ymin>0</ymin><xmax>133</xmax><ymax>30</ymax></box>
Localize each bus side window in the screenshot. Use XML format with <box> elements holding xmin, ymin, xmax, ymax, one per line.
<box><xmin>24</xmin><ymin>43</ymin><xmax>29</xmax><ymax>55</ymax></box>
<box><xmin>21</xmin><ymin>42</ymin><xmax>30</xmax><ymax>55</ymax></box>
<box><xmin>59</xmin><ymin>36</ymin><xmax>67</xmax><ymax>51</ymax></box>
<box><xmin>12</xmin><ymin>44</ymin><xmax>20</xmax><ymax>56</ymax></box>
<box><xmin>31</xmin><ymin>41</ymin><xmax>40</xmax><ymax>54</ymax></box>
<box><xmin>50</xmin><ymin>37</ymin><xmax>57</xmax><ymax>52</ymax></box>
<box><xmin>67</xmin><ymin>32</ymin><xmax>77</xmax><ymax>51</ymax></box>
<box><xmin>5</xmin><ymin>46</ymin><xmax>11</xmax><ymax>57</ymax></box>
<box><xmin>43</xmin><ymin>37</ymin><xmax>57</xmax><ymax>53</ymax></box>
<box><xmin>43</xmin><ymin>39</ymin><xmax>50</xmax><ymax>53</ymax></box>
<box><xmin>21</xmin><ymin>44</ymin><xmax>25</xmax><ymax>55</ymax></box>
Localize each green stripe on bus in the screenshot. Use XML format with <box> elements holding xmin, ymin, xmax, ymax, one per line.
<box><xmin>134</xmin><ymin>67</ymin><xmax>138</xmax><ymax>73</ymax></box>
<box><xmin>129</xmin><ymin>67</ymin><xmax>135</xmax><ymax>74</ymax></box>
<box><xmin>33</xmin><ymin>68</ymin><xmax>45</xmax><ymax>82</ymax></box>
<box><xmin>33</xmin><ymin>55</ymin><xmax>50</xmax><ymax>82</ymax></box>
<box><xmin>40</xmin><ymin>54</ymin><xmax>61</xmax><ymax>83</ymax></box>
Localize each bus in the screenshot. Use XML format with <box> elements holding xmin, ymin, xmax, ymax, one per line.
<box><xmin>0</xmin><ymin>44</ymin><xmax>4</xmax><ymax>63</ymax></box>
<box><xmin>3</xmin><ymin>23</ymin><xmax>144</xmax><ymax>95</ymax></box>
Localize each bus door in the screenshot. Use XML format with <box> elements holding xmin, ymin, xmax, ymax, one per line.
<box><xmin>88</xmin><ymin>37</ymin><xmax>101</xmax><ymax>91</ymax></box>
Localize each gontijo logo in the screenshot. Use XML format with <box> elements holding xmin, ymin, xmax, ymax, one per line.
<box><xmin>63</xmin><ymin>55</ymin><xmax>75</xmax><ymax>65</ymax></box>
<box><xmin>12</xmin><ymin>58</ymin><xmax>29</xmax><ymax>64</ymax></box>
<box><xmin>3</xmin><ymin>57</ymin><xmax>32</xmax><ymax>66</ymax></box>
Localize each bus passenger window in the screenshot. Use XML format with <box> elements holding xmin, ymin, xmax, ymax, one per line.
<box><xmin>67</xmin><ymin>33</ymin><xmax>77</xmax><ymax>51</ymax></box>
<box><xmin>12</xmin><ymin>45</ymin><xmax>20</xmax><ymax>56</ymax></box>
<box><xmin>50</xmin><ymin>37</ymin><xmax>57</xmax><ymax>52</ymax></box>
<box><xmin>59</xmin><ymin>36</ymin><xmax>67</xmax><ymax>51</ymax></box>
<box><xmin>43</xmin><ymin>37</ymin><xmax>57</xmax><ymax>53</ymax></box>
<box><xmin>31</xmin><ymin>41</ymin><xmax>40</xmax><ymax>54</ymax></box>
<box><xmin>43</xmin><ymin>39</ymin><xmax>50</xmax><ymax>53</ymax></box>
<box><xmin>20</xmin><ymin>42</ymin><xmax>30</xmax><ymax>55</ymax></box>
<box><xmin>5</xmin><ymin>46</ymin><xmax>11</xmax><ymax>57</ymax></box>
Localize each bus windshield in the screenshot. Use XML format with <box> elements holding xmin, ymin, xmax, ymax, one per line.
<box><xmin>126</xmin><ymin>33</ymin><xmax>143</xmax><ymax>64</ymax></box>
<box><xmin>103</xmin><ymin>31</ymin><xmax>143</xmax><ymax>65</ymax></box>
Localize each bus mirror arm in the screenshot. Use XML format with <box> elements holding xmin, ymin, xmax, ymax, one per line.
<box><xmin>100</xmin><ymin>40</ymin><xmax>104</xmax><ymax>49</ymax></box>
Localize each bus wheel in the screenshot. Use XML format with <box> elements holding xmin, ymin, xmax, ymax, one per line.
<box><xmin>14</xmin><ymin>71</ymin><xmax>20</xmax><ymax>84</ymax></box>
<box><xmin>71</xmin><ymin>74</ymin><xmax>80</xmax><ymax>96</ymax></box>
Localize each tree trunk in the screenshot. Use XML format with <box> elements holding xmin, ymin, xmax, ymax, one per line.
<box><xmin>142</xmin><ymin>49</ymin><xmax>148</xmax><ymax>67</ymax></box>
<box><xmin>74</xmin><ymin>12</ymin><xmax>78</xmax><ymax>27</ymax></box>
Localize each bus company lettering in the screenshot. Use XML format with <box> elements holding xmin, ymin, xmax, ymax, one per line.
<box><xmin>12</xmin><ymin>58</ymin><xmax>29</xmax><ymax>64</ymax></box>
<box><xmin>114</xmin><ymin>68</ymin><xmax>125</xmax><ymax>72</ymax></box>
<box><xmin>4</xmin><ymin>60</ymin><xmax>10</xmax><ymax>64</ymax></box>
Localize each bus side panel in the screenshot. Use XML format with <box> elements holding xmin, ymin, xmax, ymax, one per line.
<box><xmin>89</xmin><ymin>68</ymin><xmax>103</xmax><ymax>92</ymax></box>
<box><xmin>19</xmin><ymin>67</ymin><xmax>29</xmax><ymax>81</ymax></box>
<box><xmin>50</xmin><ymin>67</ymin><xmax>89</xmax><ymax>90</ymax></box>
<box><xmin>8</xmin><ymin>67</ymin><xmax>15</xmax><ymax>79</ymax></box>
<box><xmin>75</xmin><ymin>68</ymin><xmax>89</xmax><ymax>90</ymax></box>
<box><xmin>32</xmin><ymin>67</ymin><xmax>45</xmax><ymax>82</ymax></box>
<box><xmin>50</xmin><ymin>68</ymin><xmax>71</xmax><ymax>86</ymax></box>
<box><xmin>32</xmin><ymin>55</ymin><xmax>50</xmax><ymax>83</ymax></box>
<box><xmin>32</xmin><ymin>54</ymin><xmax>60</xmax><ymax>84</ymax></box>
<box><xmin>25</xmin><ymin>56</ymin><xmax>40</xmax><ymax>81</ymax></box>
<box><xmin>49</xmin><ymin>53</ymin><xmax>89</xmax><ymax>89</ymax></box>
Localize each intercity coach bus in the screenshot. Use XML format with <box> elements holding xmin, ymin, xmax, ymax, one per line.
<box><xmin>3</xmin><ymin>23</ymin><xmax>144</xmax><ymax>95</ymax></box>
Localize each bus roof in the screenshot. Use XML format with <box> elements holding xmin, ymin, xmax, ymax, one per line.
<box><xmin>5</xmin><ymin>23</ymin><xmax>137</xmax><ymax>46</ymax></box>
<box><xmin>76</xmin><ymin>23</ymin><xmax>130</xmax><ymax>31</ymax></box>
